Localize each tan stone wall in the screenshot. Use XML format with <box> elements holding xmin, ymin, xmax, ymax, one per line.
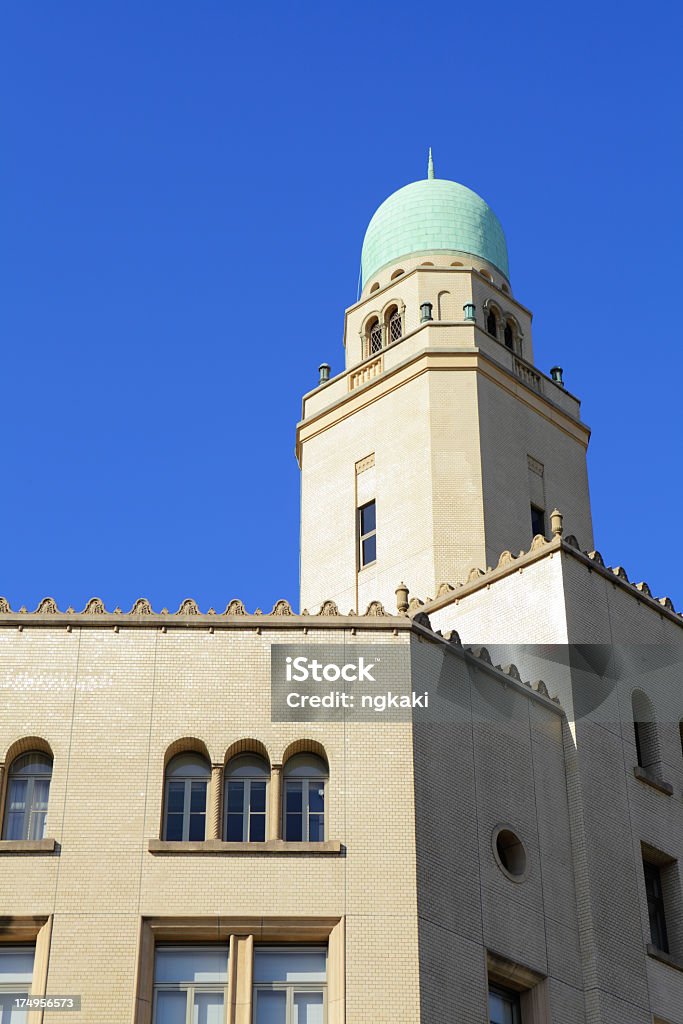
<box><xmin>0</xmin><ymin>625</ymin><xmax>420</xmax><ymax>1023</ymax></box>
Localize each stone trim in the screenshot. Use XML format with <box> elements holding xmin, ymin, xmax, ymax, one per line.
<box><xmin>0</xmin><ymin>916</ymin><xmax>52</xmax><ymax>1024</ymax></box>
<box><xmin>148</xmin><ymin>839</ymin><xmax>342</xmax><ymax>855</ymax></box>
<box><xmin>647</xmin><ymin>943</ymin><xmax>683</xmax><ymax>973</ymax></box>
<box><xmin>633</xmin><ymin>766</ymin><xmax>674</xmax><ymax>796</ymax></box>
<box><xmin>0</xmin><ymin>838</ymin><xmax>56</xmax><ymax>854</ymax></box>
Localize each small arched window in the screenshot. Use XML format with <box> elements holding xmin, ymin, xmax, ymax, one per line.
<box><xmin>486</xmin><ymin>309</ymin><xmax>498</xmax><ymax>338</ymax></box>
<box><xmin>164</xmin><ymin>753</ymin><xmax>210</xmax><ymax>841</ymax></box>
<box><xmin>504</xmin><ymin>322</ymin><xmax>514</xmax><ymax>350</ymax></box>
<box><xmin>390</xmin><ymin>268</ymin><xmax>404</xmax><ymax>280</ymax></box>
<box><xmin>2</xmin><ymin>752</ymin><xmax>52</xmax><ymax>841</ymax></box>
<box><xmin>632</xmin><ymin>691</ymin><xmax>658</xmax><ymax>771</ymax></box>
<box><xmin>224</xmin><ymin>755</ymin><xmax>269</xmax><ymax>842</ymax></box>
<box><xmin>387</xmin><ymin>307</ymin><xmax>402</xmax><ymax>343</ymax></box>
<box><xmin>367</xmin><ymin>318</ymin><xmax>382</xmax><ymax>355</ymax></box>
<box><xmin>370</xmin><ymin>282</ymin><xmax>380</xmax><ymax>293</ymax></box>
<box><xmin>284</xmin><ymin>754</ymin><xmax>327</xmax><ymax>842</ymax></box>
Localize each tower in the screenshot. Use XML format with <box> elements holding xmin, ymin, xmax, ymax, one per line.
<box><xmin>297</xmin><ymin>155</ymin><xmax>594</xmax><ymax>614</ymax></box>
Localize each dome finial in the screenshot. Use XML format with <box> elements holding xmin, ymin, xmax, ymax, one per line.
<box><xmin>427</xmin><ymin>147</ymin><xmax>435</xmax><ymax>180</ymax></box>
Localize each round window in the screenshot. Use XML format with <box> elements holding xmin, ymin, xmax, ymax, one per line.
<box><xmin>493</xmin><ymin>827</ymin><xmax>527</xmax><ymax>880</ymax></box>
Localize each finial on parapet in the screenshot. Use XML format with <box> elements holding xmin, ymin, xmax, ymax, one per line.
<box><xmin>395</xmin><ymin>582</ymin><xmax>409</xmax><ymax>614</ymax></box>
<box><xmin>427</xmin><ymin>147</ymin><xmax>435</xmax><ymax>179</ymax></box>
<box><xmin>550</xmin><ymin>509</ymin><xmax>564</xmax><ymax>537</ymax></box>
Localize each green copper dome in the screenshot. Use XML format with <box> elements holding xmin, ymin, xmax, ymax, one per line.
<box><xmin>361</xmin><ymin>166</ymin><xmax>509</xmax><ymax>286</ymax></box>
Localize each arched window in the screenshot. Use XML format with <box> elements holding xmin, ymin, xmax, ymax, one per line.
<box><xmin>224</xmin><ymin>755</ymin><xmax>269</xmax><ymax>842</ymax></box>
<box><xmin>504</xmin><ymin>322</ymin><xmax>514</xmax><ymax>350</ymax></box>
<box><xmin>387</xmin><ymin>307</ymin><xmax>402</xmax><ymax>343</ymax></box>
<box><xmin>390</xmin><ymin>268</ymin><xmax>404</xmax><ymax>280</ymax></box>
<box><xmin>486</xmin><ymin>309</ymin><xmax>498</xmax><ymax>338</ymax></box>
<box><xmin>632</xmin><ymin>691</ymin><xmax>658</xmax><ymax>771</ymax></box>
<box><xmin>164</xmin><ymin>753</ymin><xmax>210</xmax><ymax>841</ymax></box>
<box><xmin>370</xmin><ymin>282</ymin><xmax>380</xmax><ymax>293</ymax></box>
<box><xmin>2</xmin><ymin>752</ymin><xmax>52</xmax><ymax>841</ymax></box>
<box><xmin>367</xmin><ymin>318</ymin><xmax>382</xmax><ymax>355</ymax></box>
<box><xmin>283</xmin><ymin>754</ymin><xmax>327</xmax><ymax>842</ymax></box>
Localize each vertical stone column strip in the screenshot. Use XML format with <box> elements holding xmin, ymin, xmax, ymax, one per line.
<box><xmin>234</xmin><ymin>934</ymin><xmax>254</xmax><ymax>1024</ymax></box>
<box><xmin>28</xmin><ymin>916</ymin><xmax>53</xmax><ymax>1024</ymax></box>
<box><xmin>209</xmin><ymin>764</ymin><xmax>223</xmax><ymax>840</ymax></box>
<box><xmin>327</xmin><ymin>918</ymin><xmax>345</xmax><ymax>1024</ymax></box>
<box><xmin>132</xmin><ymin>919</ymin><xmax>155</xmax><ymax>1024</ymax></box>
<box><xmin>268</xmin><ymin>764</ymin><xmax>282</xmax><ymax>841</ymax></box>
<box><xmin>0</xmin><ymin>765</ymin><xmax>4</xmax><ymax>834</ymax></box>
<box><xmin>226</xmin><ymin>934</ymin><xmax>238</xmax><ymax>1024</ymax></box>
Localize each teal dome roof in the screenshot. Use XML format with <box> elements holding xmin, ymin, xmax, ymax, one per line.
<box><xmin>361</xmin><ymin>174</ymin><xmax>509</xmax><ymax>285</ymax></box>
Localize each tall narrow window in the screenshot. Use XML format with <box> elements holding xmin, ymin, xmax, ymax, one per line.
<box><xmin>486</xmin><ymin>309</ymin><xmax>498</xmax><ymax>337</ymax></box>
<box><xmin>388</xmin><ymin>307</ymin><xmax>402</xmax><ymax>343</ymax></box>
<box><xmin>284</xmin><ymin>755</ymin><xmax>327</xmax><ymax>842</ymax></box>
<box><xmin>530</xmin><ymin>504</ymin><xmax>545</xmax><ymax>539</ymax></box>
<box><xmin>0</xmin><ymin>947</ymin><xmax>35</xmax><ymax>1022</ymax></box>
<box><xmin>2</xmin><ymin>753</ymin><xmax>52</xmax><ymax>841</ymax></box>
<box><xmin>153</xmin><ymin>946</ymin><xmax>229</xmax><ymax>1023</ymax></box>
<box><xmin>488</xmin><ymin>985</ymin><xmax>520</xmax><ymax>1024</ymax></box>
<box><xmin>358</xmin><ymin>500</ymin><xmax>376</xmax><ymax>568</ymax></box>
<box><xmin>253</xmin><ymin>948</ymin><xmax>327</xmax><ymax>1024</ymax></box>
<box><xmin>504</xmin><ymin>322</ymin><xmax>514</xmax><ymax>350</ymax></box>
<box><xmin>368</xmin><ymin>318</ymin><xmax>382</xmax><ymax>355</ymax></box>
<box><xmin>644</xmin><ymin>860</ymin><xmax>670</xmax><ymax>953</ymax></box>
<box><xmin>631</xmin><ymin>690</ymin><xmax>658</xmax><ymax>771</ymax></box>
<box><xmin>164</xmin><ymin>754</ymin><xmax>210</xmax><ymax>842</ymax></box>
<box><xmin>224</xmin><ymin>755</ymin><xmax>268</xmax><ymax>842</ymax></box>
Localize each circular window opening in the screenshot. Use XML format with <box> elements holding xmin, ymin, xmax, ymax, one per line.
<box><xmin>494</xmin><ymin>828</ymin><xmax>527</xmax><ymax>879</ymax></box>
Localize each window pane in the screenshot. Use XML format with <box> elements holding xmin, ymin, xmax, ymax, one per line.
<box><xmin>249</xmin><ymin>813</ymin><xmax>266</xmax><ymax>842</ymax></box>
<box><xmin>10</xmin><ymin>754</ymin><xmax>51</xmax><ymax>776</ymax></box>
<box><xmin>193</xmin><ymin>992</ymin><xmax>224</xmax><ymax>1024</ymax></box>
<box><xmin>165</xmin><ymin>813</ymin><xmax>184</xmax><ymax>842</ymax></box>
<box><xmin>0</xmin><ymin>992</ymin><xmax>30</xmax><ymax>1023</ymax></box>
<box><xmin>308</xmin><ymin>786</ymin><xmax>324</xmax><ymax>814</ymax></box>
<box><xmin>360</xmin><ymin>502</ymin><xmax>375</xmax><ymax>535</ymax></box>
<box><xmin>167</xmin><ymin>782</ymin><xmax>185</xmax><ymax>814</ymax></box>
<box><xmin>488</xmin><ymin>989</ymin><xmax>515</xmax><ymax>1024</ymax></box>
<box><xmin>190</xmin><ymin>782</ymin><xmax>207</xmax><ymax>813</ymax></box>
<box><xmin>28</xmin><ymin>811</ymin><xmax>47</xmax><ymax>841</ymax></box>
<box><xmin>226</xmin><ymin>813</ymin><xmax>244</xmax><ymax>842</ymax></box>
<box><xmin>227</xmin><ymin>781</ymin><xmax>244</xmax><ymax>814</ymax></box>
<box><xmin>5</xmin><ymin>811</ymin><xmax>26</xmax><ymax>842</ymax></box>
<box><xmin>286</xmin><ymin>783</ymin><xmax>302</xmax><ymax>812</ymax></box>
<box><xmin>154</xmin><ymin>990</ymin><xmax>187</xmax><ymax>1024</ymax></box>
<box><xmin>32</xmin><ymin>779</ymin><xmax>50</xmax><ymax>812</ymax></box>
<box><xmin>7</xmin><ymin>780</ymin><xmax>27</xmax><ymax>814</ymax></box>
<box><xmin>0</xmin><ymin>951</ymin><xmax>35</xmax><ymax>983</ymax></box>
<box><xmin>254</xmin><ymin>951</ymin><xmax>327</xmax><ymax>983</ymax></box>
<box><xmin>188</xmin><ymin>815</ymin><xmax>204</xmax><ymax>839</ymax></box>
<box><xmin>155</xmin><ymin>948</ymin><xmax>228</xmax><ymax>983</ymax></box>
<box><xmin>166</xmin><ymin>755</ymin><xmax>210</xmax><ymax>778</ymax></box>
<box><xmin>309</xmin><ymin>814</ymin><xmax>325</xmax><ymax>842</ymax></box>
<box><xmin>361</xmin><ymin>535</ymin><xmax>376</xmax><ymax>565</ymax></box>
<box><xmin>286</xmin><ymin>814</ymin><xmax>303</xmax><ymax>841</ymax></box>
<box><xmin>254</xmin><ymin>990</ymin><xmax>286</xmax><ymax>1024</ymax></box>
<box><xmin>293</xmin><ymin>991</ymin><xmax>324</xmax><ymax>1024</ymax></box>
<box><xmin>250</xmin><ymin>781</ymin><xmax>266</xmax><ymax>813</ymax></box>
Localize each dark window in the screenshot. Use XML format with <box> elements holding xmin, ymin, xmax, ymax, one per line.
<box><xmin>368</xmin><ymin>319</ymin><xmax>382</xmax><ymax>354</ymax></box>
<box><xmin>489</xmin><ymin>985</ymin><xmax>520</xmax><ymax>1024</ymax></box>
<box><xmin>283</xmin><ymin>754</ymin><xmax>327</xmax><ymax>842</ymax></box>
<box><xmin>644</xmin><ymin>860</ymin><xmax>669</xmax><ymax>953</ymax></box>
<box><xmin>163</xmin><ymin>754</ymin><xmax>210</xmax><ymax>842</ymax></box>
<box><xmin>359</xmin><ymin>500</ymin><xmax>377</xmax><ymax>568</ymax></box>
<box><xmin>2</xmin><ymin>752</ymin><xmax>52</xmax><ymax>841</ymax></box>
<box><xmin>388</xmin><ymin>308</ymin><xmax>402</xmax><ymax>342</ymax></box>
<box><xmin>679</xmin><ymin>721</ymin><xmax>683</xmax><ymax>758</ymax></box>
<box><xmin>634</xmin><ymin>721</ymin><xmax>645</xmax><ymax>768</ymax></box>
<box><xmin>530</xmin><ymin>504</ymin><xmax>545</xmax><ymax>538</ymax></box>
<box><xmin>486</xmin><ymin>310</ymin><xmax>498</xmax><ymax>337</ymax></box>
<box><xmin>504</xmin><ymin>323</ymin><xmax>514</xmax><ymax>350</ymax></box>
<box><xmin>224</xmin><ymin>755</ymin><xmax>269</xmax><ymax>842</ymax></box>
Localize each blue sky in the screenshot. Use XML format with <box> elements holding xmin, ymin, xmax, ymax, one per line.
<box><xmin>2</xmin><ymin>1</ymin><xmax>682</xmax><ymax>613</ymax></box>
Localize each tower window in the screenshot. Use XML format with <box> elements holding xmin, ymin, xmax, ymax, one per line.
<box><xmin>358</xmin><ymin>500</ymin><xmax>377</xmax><ymax>568</ymax></box>
<box><xmin>388</xmin><ymin>308</ymin><xmax>402</xmax><ymax>343</ymax></box>
<box><xmin>488</xmin><ymin>985</ymin><xmax>520</xmax><ymax>1023</ymax></box>
<box><xmin>530</xmin><ymin>504</ymin><xmax>545</xmax><ymax>538</ymax></box>
<box><xmin>644</xmin><ymin>860</ymin><xmax>670</xmax><ymax>953</ymax></box>
<box><xmin>504</xmin><ymin>322</ymin><xmax>514</xmax><ymax>350</ymax></box>
<box><xmin>367</xmin><ymin>318</ymin><xmax>382</xmax><ymax>355</ymax></box>
<box><xmin>486</xmin><ymin>309</ymin><xmax>498</xmax><ymax>338</ymax></box>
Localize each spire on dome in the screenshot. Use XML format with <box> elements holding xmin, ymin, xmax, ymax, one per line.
<box><xmin>427</xmin><ymin>147</ymin><xmax>435</xmax><ymax>179</ymax></box>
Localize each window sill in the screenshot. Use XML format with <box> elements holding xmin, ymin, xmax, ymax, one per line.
<box><xmin>148</xmin><ymin>839</ymin><xmax>343</xmax><ymax>855</ymax></box>
<box><xmin>633</xmin><ymin>766</ymin><xmax>674</xmax><ymax>796</ymax></box>
<box><xmin>647</xmin><ymin>944</ymin><xmax>683</xmax><ymax>972</ymax></box>
<box><xmin>0</xmin><ymin>838</ymin><xmax>56</xmax><ymax>854</ymax></box>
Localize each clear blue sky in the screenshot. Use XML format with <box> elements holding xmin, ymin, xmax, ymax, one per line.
<box><xmin>2</xmin><ymin>2</ymin><xmax>682</xmax><ymax>614</ymax></box>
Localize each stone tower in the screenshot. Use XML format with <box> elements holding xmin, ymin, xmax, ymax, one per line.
<box><xmin>297</xmin><ymin>155</ymin><xmax>593</xmax><ymax>614</ymax></box>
